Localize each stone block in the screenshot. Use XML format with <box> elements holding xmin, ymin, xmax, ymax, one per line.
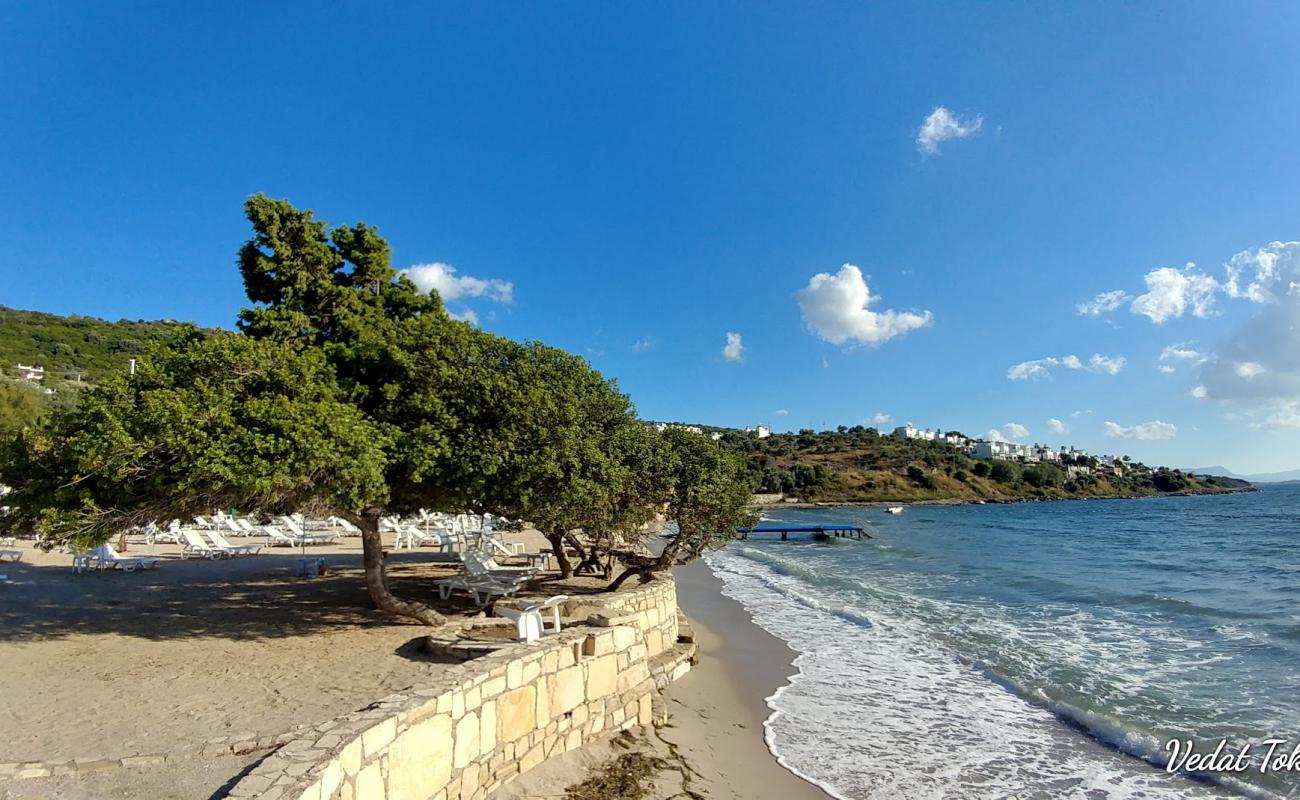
<box><xmin>506</xmin><ymin>660</ymin><xmax>523</xmax><ymax>689</ymax></box>
<box><xmin>361</xmin><ymin>718</ymin><xmax>397</xmax><ymax>758</ymax></box>
<box><xmin>454</xmin><ymin>711</ymin><xmax>480</xmax><ymax>769</ymax></box>
<box><xmin>585</xmin><ymin>655</ymin><xmax>618</xmax><ymax>700</ymax></box>
<box><xmin>355</xmin><ymin>761</ymin><xmax>384</xmax><ymax>800</ymax></box>
<box><xmin>549</xmin><ymin>666</ymin><xmax>584</xmax><ymax>715</ymax></box>
<box><xmin>496</xmin><ymin>686</ymin><xmax>535</xmax><ymax>743</ymax></box>
<box><xmin>479</xmin><ymin>700</ymin><xmax>497</xmax><ymax>756</ymax></box>
<box><xmin>387</xmin><ymin>713</ymin><xmax>453</xmax><ymax>800</ymax></box>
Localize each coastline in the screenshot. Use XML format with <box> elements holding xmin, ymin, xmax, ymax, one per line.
<box><xmin>663</xmin><ymin>558</ymin><xmax>835</xmax><ymax>800</ymax></box>
<box><xmin>754</xmin><ymin>484</ymin><xmax>1257</xmax><ymax>510</ymax></box>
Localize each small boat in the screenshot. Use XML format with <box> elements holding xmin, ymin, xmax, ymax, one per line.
<box><xmin>885</xmin><ymin>506</ymin><xmax>905</xmax><ymax>515</ymax></box>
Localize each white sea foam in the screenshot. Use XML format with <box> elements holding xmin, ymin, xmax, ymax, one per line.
<box><xmin>705</xmin><ymin>547</ymin><xmax>1256</xmax><ymax>800</ymax></box>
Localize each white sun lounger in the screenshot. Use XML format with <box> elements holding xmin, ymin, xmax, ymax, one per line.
<box><xmin>74</xmin><ymin>543</ymin><xmax>162</xmax><ymax>573</ymax></box>
<box><xmin>205</xmin><ymin>530</ymin><xmax>261</xmax><ymax>555</ymax></box>
<box><xmin>180</xmin><ymin>529</ymin><xmax>232</xmax><ymax>559</ymax></box>
<box><xmin>262</xmin><ymin>525</ymin><xmax>314</xmax><ymax>547</ymax></box>
<box><xmin>433</xmin><ymin>572</ymin><xmax>526</xmax><ymax>606</ymax></box>
<box><xmin>0</xmin><ymin>549</ymin><xmax>21</xmax><ymax>562</ymax></box>
<box><xmin>465</xmin><ymin>550</ymin><xmax>539</xmax><ymax>579</ymax></box>
<box><xmin>279</xmin><ymin>516</ymin><xmax>337</xmax><ymax>544</ymax></box>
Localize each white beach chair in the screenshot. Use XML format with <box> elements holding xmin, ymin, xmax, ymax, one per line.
<box><xmin>465</xmin><ymin>550</ymin><xmax>538</xmax><ymax>579</ymax></box>
<box><xmin>263</xmin><ymin>525</ymin><xmax>312</xmax><ymax>547</ymax></box>
<box><xmin>433</xmin><ymin>572</ymin><xmax>526</xmax><ymax>606</ymax></box>
<box><xmin>278</xmin><ymin>516</ymin><xmax>337</xmax><ymax>544</ymax></box>
<box><xmin>75</xmin><ymin>543</ymin><xmax>161</xmax><ymax>573</ymax></box>
<box><xmin>206</xmin><ymin>530</ymin><xmax>261</xmax><ymax>555</ymax></box>
<box><xmin>181</xmin><ymin>529</ymin><xmax>232</xmax><ymax>559</ymax></box>
<box><xmin>327</xmin><ymin>516</ymin><xmax>362</xmax><ymax>536</ymax></box>
<box><xmin>0</xmin><ymin>549</ymin><xmax>21</xmax><ymax>563</ymax></box>
<box><xmin>495</xmin><ymin>595</ymin><xmax>569</xmax><ymax>642</ymax></box>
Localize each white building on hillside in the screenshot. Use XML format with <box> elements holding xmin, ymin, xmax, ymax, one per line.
<box><xmin>15</xmin><ymin>364</ymin><xmax>44</xmax><ymax>382</ymax></box>
<box><xmin>744</xmin><ymin>425</ymin><xmax>771</xmax><ymax>439</ymax></box>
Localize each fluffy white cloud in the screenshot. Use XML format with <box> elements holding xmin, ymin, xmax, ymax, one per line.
<box><xmin>1250</xmin><ymin>403</ymin><xmax>1300</xmax><ymax>431</ymax></box>
<box><xmin>1159</xmin><ymin>343</ymin><xmax>1206</xmax><ymax>368</ymax></box>
<box><xmin>1235</xmin><ymin>361</ymin><xmax>1266</xmax><ymax>380</ymax></box>
<box><xmin>1007</xmin><ymin>353</ymin><xmax>1125</xmax><ymax>380</ymax></box>
<box><xmin>1075</xmin><ymin>290</ymin><xmax>1130</xmax><ymax>317</ymax></box>
<box><xmin>722</xmin><ymin>332</ymin><xmax>745</xmax><ymax>362</ymax></box>
<box><xmin>1103</xmin><ymin>420</ymin><xmax>1177</xmax><ymax>440</ymax></box>
<box><xmin>796</xmin><ymin>264</ymin><xmax>932</xmax><ymax>347</ymax></box>
<box><xmin>1047</xmin><ymin>418</ymin><xmax>1069</xmax><ymax>435</ymax></box>
<box><xmin>1129</xmin><ymin>264</ymin><xmax>1218</xmax><ymax>323</ymax></box>
<box><xmin>1190</xmin><ymin>385</ymin><xmax>1208</xmax><ymax>399</ymax></box>
<box><xmin>916</xmin><ymin>107</ymin><xmax>983</xmax><ymax>155</ymax></box>
<box><xmin>1223</xmin><ymin>241</ymin><xmax>1300</xmax><ymax>303</ymax></box>
<box><xmin>403</xmin><ymin>262</ymin><xmax>514</xmax><ymax>303</ymax></box>
<box><xmin>632</xmin><ymin>337</ymin><xmax>655</xmax><ymax>353</ymax></box>
<box><xmin>987</xmin><ymin>422</ymin><xmax>1030</xmax><ymax>442</ymax></box>
<box><xmin>774</xmin><ymin>408</ymin><xmax>790</xmax><ymax>417</ymax></box>
<box><xmin>1088</xmin><ymin>354</ymin><xmax>1126</xmax><ymax>375</ymax></box>
<box><xmin>871</xmin><ymin>412</ymin><xmax>892</xmax><ymax>426</ymax></box>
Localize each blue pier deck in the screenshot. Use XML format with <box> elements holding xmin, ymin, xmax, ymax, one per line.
<box><xmin>736</xmin><ymin>524</ymin><xmax>871</xmax><ymax>541</ymax></box>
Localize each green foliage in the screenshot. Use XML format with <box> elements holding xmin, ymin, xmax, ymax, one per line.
<box><xmin>906</xmin><ymin>464</ymin><xmax>938</xmax><ymax>490</ymax></box>
<box><xmin>971</xmin><ymin>460</ymin><xmax>991</xmax><ymax>478</ymax></box>
<box><xmin>0</xmin><ymin>383</ymin><xmax>48</xmax><ymax>437</ymax></box>
<box><xmin>1022</xmin><ymin>462</ymin><xmax>1064</xmax><ymax>489</ymax></box>
<box><xmin>1152</xmin><ymin>468</ymin><xmax>1191</xmax><ymax>492</ymax></box>
<box><xmin>0</xmin><ymin>332</ymin><xmax>388</xmax><ymax>550</ymax></box>
<box><xmin>0</xmin><ymin>305</ymin><xmax>190</xmax><ymax>385</ymax></box>
<box><xmin>989</xmin><ymin>460</ymin><xmax>1020</xmax><ymax>483</ymax></box>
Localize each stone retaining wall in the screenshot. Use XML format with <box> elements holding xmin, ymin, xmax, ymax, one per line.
<box><xmin>227</xmin><ymin>576</ymin><xmax>690</xmax><ymax>800</ymax></box>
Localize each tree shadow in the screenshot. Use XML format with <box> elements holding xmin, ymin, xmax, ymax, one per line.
<box><xmin>0</xmin><ymin>551</ymin><xmax>488</xmax><ymax>643</ymax></box>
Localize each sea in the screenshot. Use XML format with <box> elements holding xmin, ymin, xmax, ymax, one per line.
<box><xmin>705</xmin><ymin>483</ymin><xmax>1300</xmax><ymax>799</ymax></box>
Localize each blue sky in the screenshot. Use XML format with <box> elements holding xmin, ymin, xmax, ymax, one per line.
<box><xmin>3</xmin><ymin>3</ymin><xmax>1300</xmax><ymax>473</ymax></box>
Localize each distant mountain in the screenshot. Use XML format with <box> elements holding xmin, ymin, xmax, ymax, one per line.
<box><xmin>1185</xmin><ymin>465</ymin><xmax>1300</xmax><ymax>484</ymax></box>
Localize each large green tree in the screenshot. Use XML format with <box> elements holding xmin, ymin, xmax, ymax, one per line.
<box><xmin>0</xmin><ymin>332</ymin><xmax>387</xmax><ymax>552</ymax></box>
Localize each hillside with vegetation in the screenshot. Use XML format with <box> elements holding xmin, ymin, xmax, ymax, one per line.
<box><xmin>0</xmin><ymin>306</ymin><xmax>201</xmax><ymax>435</ymax></box>
<box><xmin>713</xmin><ymin>426</ymin><xmax>1253</xmax><ymax>504</ymax></box>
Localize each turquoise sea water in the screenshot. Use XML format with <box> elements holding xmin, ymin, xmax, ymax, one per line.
<box><xmin>706</xmin><ymin>484</ymin><xmax>1300</xmax><ymax>799</ymax></box>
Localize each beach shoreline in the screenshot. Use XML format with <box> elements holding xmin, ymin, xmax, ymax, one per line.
<box><xmin>665</xmin><ymin>558</ymin><xmax>836</xmax><ymax>800</ymax></box>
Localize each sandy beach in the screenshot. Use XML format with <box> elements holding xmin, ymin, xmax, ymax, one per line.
<box><xmin>1</xmin><ymin>532</ymin><xmax>829</xmax><ymax>800</ymax></box>
<box><xmin>494</xmin><ymin>559</ymin><xmax>832</xmax><ymax>800</ymax></box>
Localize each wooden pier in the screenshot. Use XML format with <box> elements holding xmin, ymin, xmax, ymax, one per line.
<box><xmin>736</xmin><ymin>524</ymin><xmax>871</xmax><ymax>541</ymax></box>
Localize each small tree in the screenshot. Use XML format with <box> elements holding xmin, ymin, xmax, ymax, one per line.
<box><xmin>608</xmin><ymin>428</ymin><xmax>756</xmax><ymax>590</ymax></box>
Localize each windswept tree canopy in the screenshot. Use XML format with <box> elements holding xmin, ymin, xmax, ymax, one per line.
<box><xmin>0</xmin><ymin>331</ymin><xmax>388</xmax><ymax>550</ymax></box>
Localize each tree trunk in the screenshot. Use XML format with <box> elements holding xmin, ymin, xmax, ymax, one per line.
<box><xmin>357</xmin><ymin>511</ymin><xmax>446</xmax><ymax>627</ymax></box>
<box><xmin>607</xmin><ymin>566</ymin><xmax>653</xmax><ymax>591</ymax></box>
<box><xmin>544</xmin><ymin>530</ymin><xmax>573</xmax><ymax>578</ymax></box>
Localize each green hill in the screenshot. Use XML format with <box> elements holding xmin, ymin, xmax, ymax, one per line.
<box><xmin>0</xmin><ymin>306</ymin><xmax>205</xmax><ymax>435</ymax></box>
<box><xmin>713</xmin><ymin>426</ymin><xmax>1253</xmax><ymax>504</ymax></box>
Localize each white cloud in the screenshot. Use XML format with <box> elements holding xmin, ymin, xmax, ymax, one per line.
<box><xmin>1076</xmin><ymin>289</ymin><xmax>1130</xmax><ymax>317</ymax></box>
<box><xmin>403</xmin><ymin>262</ymin><xmax>514</xmax><ymax>304</ymax></box>
<box><xmin>1223</xmin><ymin>241</ymin><xmax>1300</xmax><ymax>303</ymax></box>
<box><xmin>796</xmin><ymin>264</ymin><xmax>933</xmax><ymax>347</ymax></box>
<box><xmin>1047</xmin><ymin>418</ymin><xmax>1069</xmax><ymax>435</ymax></box>
<box><xmin>1191</xmin><ymin>385</ymin><xmax>1208</xmax><ymax>399</ymax></box>
<box><xmin>1234</xmin><ymin>361</ymin><xmax>1266</xmax><ymax>380</ymax></box>
<box><xmin>1250</xmin><ymin>402</ymin><xmax>1300</xmax><ymax>431</ymax></box>
<box><xmin>987</xmin><ymin>422</ymin><xmax>1030</xmax><ymax>442</ymax></box>
<box><xmin>774</xmin><ymin>408</ymin><xmax>790</xmax><ymax>417</ymax></box>
<box><xmin>916</xmin><ymin>107</ymin><xmax>984</xmax><ymax>155</ymax></box>
<box><xmin>1088</xmin><ymin>354</ymin><xmax>1126</xmax><ymax>375</ymax></box>
<box><xmin>448</xmin><ymin>308</ymin><xmax>479</xmax><ymax>326</ymax></box>
<box><xmin>1129</xmin><ymin>264</ymin><xmax>1219</xmax><ymax>323</ymax></box>
<box><xmin>632</xmin><ymin>337</ymin><xmax>655</xmax><ymax>353</ymax></box>
<box><xmin>1007</xmin><ymin>353</ymin><xmax>1125</xmax><ymax>381</ymax></box>
<box><xmin>871</xmin><ymin>412</ymin><xmax>892</xmax><ymax>426</ymax></box>
<box><xmin>722</xmin><ymin>332</ymin><xmax>745</xmax><ymax>362</ymax></box>
<box><xmin>1159</xmin><ymin>344</ymin><xmax>1204</xmax><ymax>374</ymax></box>
<box><xmin>1103</xmin><ymin>420</ymin><xmax>1177</xmax><ymax>441</ymax></box>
